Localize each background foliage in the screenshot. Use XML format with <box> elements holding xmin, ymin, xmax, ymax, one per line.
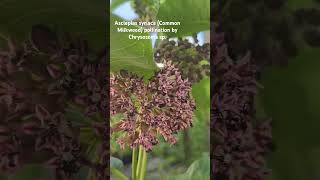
<box><xmin>256</xmin><ymin>0</ymin><xmax>320</xmax><ymax>179</ymax></box>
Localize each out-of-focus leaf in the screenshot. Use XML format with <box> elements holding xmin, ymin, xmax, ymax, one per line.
<box><xmin>157</xmin><ymin>0</ymin><xmax>210</xmax><ymax>37</ymax></box>
<box><xmin>111</xmin><ymin>167</ymin><xmax>128</xmax><ymax>180</ymax></box>
<box><xmin>8</xmin><ymin>165</ymin><xmax>52</xmax><ymax>180</ymax></box>
<box><xmin>65</xmin><ymin>104</ymin><xmax>91</xmax><ymax>126</ymax></box>
<box><xmin>261</xmin><ymin>45</ymin><xmax>320</xmax><ymax>180</ymax></box>
<box><xmin>260</xmin><ymin>0</ymin><xmax>320</xmax><ymax>179</ymax></box>
<box><xmin>110</xmin><ymin>14</ymin><xmax>157</xmax><ymax>77</ymax></box>
<box><xmin>166</xmin><ymin>153</ymin><xmax>210</xmax><ymax>180</ymax></box>
<box><xmin>111</xmin><ymin>157</ymin><xmax>127</xmax><ymax>180</ymax></box>
<box><xmin>287</xmin><ymin>0</ymin><xmax>316</xmax><ymax>10</ymax></box>
<box><xmin>111</xmin><ymin>156</ymin><xmax>124</xmax><ymax>170</ymax></box>
<box><xmin>0</xmin><ymin>0</ymin><xmax>106</xmax><ymax>48</ymax></box>
<box><xmin>192</xmin><ymin>77</ymin><xmax>210</xmax><ymax>122</ymax></box>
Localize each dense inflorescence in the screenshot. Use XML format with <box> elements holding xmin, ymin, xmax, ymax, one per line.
<box><xmin>211</xmin><ymin>29</ymin><xmax>273</xmax><ymax>179</ymax></box>
<box><xmin>154</xmin><ymin>37</ymin><xmax>210</xmax><ymax>83</ymax></box>
<box><xmin>0</xmin><ymin>25</ymin><xmax>109</xmax><ymax>180</ymax></box>
<box><xmin>111</xmin><ymin>61</ymin><xmax>195</xmax><ymax>151</ymax></box>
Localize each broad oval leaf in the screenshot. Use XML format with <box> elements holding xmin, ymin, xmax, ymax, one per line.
<box><xmin>110</xmin><ymin>14</ymin><xmax>157</xmax><ymax>77</ymax></box>
<box><xmin>166</xmin><ymin>153</ymin><xmax>210</xmax><ymax>180</ymax></box>
<box><xmin>110</xmin><ymin>156</ymin><xmax>124</xmax><ymax>170</ymax></box>
<box><xmin>192</xmin><ymin>77</ymin><xmax>210</xmax><ymax>122</ymax></box>
<box><xmin>157</xmin><ymin>0</ymin><xmax>210</xmax><ymax>37</ymax></box>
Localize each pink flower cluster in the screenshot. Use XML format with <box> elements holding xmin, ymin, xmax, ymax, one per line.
<box><xmin>212</xmin><ymin>29</ymin><xmax>273</xmax><ymax>179</ymax></box>
<box><xmin>111</xmin><ymin>61</ymin><xmax>196</xmax><ymax>151</ymax></box>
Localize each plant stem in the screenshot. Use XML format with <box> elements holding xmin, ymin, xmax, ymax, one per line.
<box><xmin>139</xmin><ymin>149</ymin><xmax>148</xmax><ymax>180</ymax></box>
<box><xmin>136</xmin><ymin>145</ymin><xmax>143</xmax><ymax>179</ymax></box>
<box><xmin>183</xmin><ymin>129</ymin><xmax>191</xmax><ymax>162</ymax></box>
<box><xmin>111</xmin><ymin>167</ymin><xmax>129</xmax><ymax>180</ymax></box>
<box><xmin>132</xmin><ymin>148</ymin><xmax>138</xmax><ymax>180</ymax></box>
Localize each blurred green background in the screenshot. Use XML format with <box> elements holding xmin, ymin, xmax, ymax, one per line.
<box><xmin>256</xmin><ymin>0</ymin><xmax>320</xmax><ymax>179</ymax></box>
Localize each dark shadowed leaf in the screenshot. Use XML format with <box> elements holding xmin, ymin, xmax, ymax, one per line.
<box><xmin>0</xmin><ymin>0</ymin><xmax>106</xmax><ymax>48</ymax></box>
<box><xmin>31</xmin><ymin>25</ymin><xmax>59</xmax><ymax>53</ymax></box>
<box><xmin>35</xmin><ymin>104</ymin><xmax>50</xmax><ymax>121</ymax></box>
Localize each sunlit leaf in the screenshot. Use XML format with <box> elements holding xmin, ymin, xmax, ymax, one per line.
<box><xmin>157</xmin><ymin>0</ymin><xmax>210</xmax><ymax>37</ymax></box>
<box><xmin>110</xmin><ymin>14</ymin><xmax>157</xmax><ymax>77</ymax></box>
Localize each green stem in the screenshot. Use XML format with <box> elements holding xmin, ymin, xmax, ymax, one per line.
<box><xmin>111</xmin><ymin>167</ymin><xmax>129</xmax><ymax>180</ymax></box>
<box><xmin>136</xmin><ymin>145</ymin><xmax>143</xmax><ymax>179</ymax></box>
<box><xmin>139</xmin><ymin>149</ymin><xmax>148</xmax><ymax>180</ymax></box>
<box><xmin>132</xmin><ymin>148</ymin><xmax>138</xmax><ymax>180</ymax></box>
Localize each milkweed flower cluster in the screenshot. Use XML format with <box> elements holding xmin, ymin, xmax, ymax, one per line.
<box><xmin>111</xmin><ymin>61</ymin><xmax>196</xmax><ymax>151</ymax></box>
<box><xmin>154</xmin><ymin>38</ymin><xmax>210</xmax><ymax>83</ymax></box>
<box><xmin>0</xmin><ymin>25</ymin><xmax>109</xmax><ymax>180</ymax></box>
<box><xmin>212</xmin><ymin>28</ymin><xmax>273</xmax><ymax>180</ymax></box>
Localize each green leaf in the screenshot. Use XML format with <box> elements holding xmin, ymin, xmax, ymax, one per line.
<box><xmin>157</xmin><ymin>0</ymin><xmax>210</xmax><ymax>37</ymax></box>
<box><xmin>111</xmin><ymin>156</ymin><xmax>125</xmax><ymax>170</ymax></box>
<box><xmin>110</xmin><ymin>157</ymin><xmax>129</xmax><ymax>180</ymax></box>
<box><xmin>166</xmin><ymin>153</ymin><xmax>210</xmax><ymax>180</ymax></box>
<box><xmin>110</xmin><ymin>14</ymin><xmax>157</xmax><ymax>77</ymax></box>
<box><xmin>65</xmin><ymin>104</ymin><xmax>91</xmax><ymax>126</ymax></box>
<box><xmin>261</xmin><ymin>46</ymin><xmax>320</xmax><ymax>180</ymax></box>
<box><xmin>287</xmin><ymin>0</ymin><xmax>317</xmax><ymax>10</ymax></box>
<box><xmin>192</xmin><ymin>77</ymin><xmax>210</xmax><ymax>122</ymax></box>
<box><xmin>111</xmin><ymin>167</ymin><xmax>129</xmax><ymax>180</ymax></box>
<box><xmin>7</xmin><ymin>165</ymin><xmax>51</xmax><ymax>180</ymax></box>
<box><xmin>0</xmin><ymin>0</ymin><xmax>106</xmax><ymax>48</ymax></box>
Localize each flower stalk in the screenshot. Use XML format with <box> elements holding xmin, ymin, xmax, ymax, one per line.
<box><xmin>111</xmin><ymin>61</ymin><xmax>195</xmax><ymax>180</ymax></box>
<box><xmin>135</xmin><ymin>145</ymin><xmax>143</xmax><ymax>179</ymax></box>
<box><xmin>132</xmin><ymin>148</ymin><xmax>138</xmax><ymax>180</ymax></box>
<box><xmin>132</xmin><ymin>146</ymin><xmax>148</xmax><ymax>180</ymax></box>
<box><xmin>139</xmin><ymin>149</ymin><xmax>148</xmax><ymax>180</ymax></box>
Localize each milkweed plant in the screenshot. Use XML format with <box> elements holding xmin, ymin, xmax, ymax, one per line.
<box><xmin>110</xmin><ymin>60</ymin><xmax>196</xmax><ymax>180</ymax></box>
